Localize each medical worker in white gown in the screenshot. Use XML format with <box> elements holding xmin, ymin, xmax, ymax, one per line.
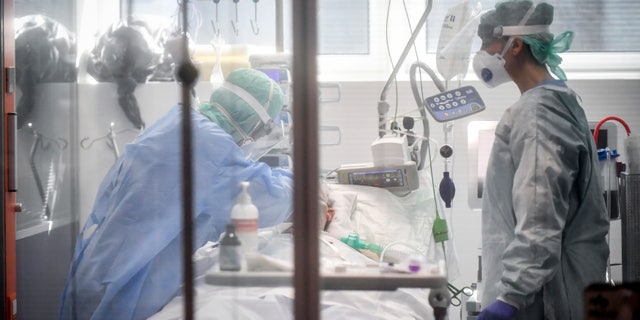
<box><xmin>472</xmin><ymin>1</ymin><xmax>609</xmax><ymax>319</ymax></box>
<box><xmin>59</xmin><ymin>68</ymin><xmax>293</xmax><ymax>320</ymax></box>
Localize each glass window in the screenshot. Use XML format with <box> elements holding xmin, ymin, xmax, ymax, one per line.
<box><xmin>423</xmin><ymin>0</ymin><xmax>640</xmax><ymax>53</ymax></box>
<box><xmin>130</xmin><ymin>0</ymin><xmax>640</xmax><ymax>66</ymax></box>
<box><xmin>318</xmin><ymin>0</ymin><xmax>369</xmax><ymax>55</ymax></box>
<box><xmin>131</xmin><ymin>0</ymin><xmax>370</xmax><ymax>55</ymax></box>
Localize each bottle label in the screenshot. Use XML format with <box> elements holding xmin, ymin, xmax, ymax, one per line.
<box><xmin>232</xmin><ymin>218</ymin><xmax>258</xmax><ymax>232</ymax></box>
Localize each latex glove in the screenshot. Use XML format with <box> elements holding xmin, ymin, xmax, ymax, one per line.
<box><xmin>477</xmin><ymin>300</ymin><xmax>517</xmax><ymax>320</ymax></box>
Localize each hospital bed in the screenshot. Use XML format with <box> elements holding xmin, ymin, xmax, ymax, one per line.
<box><xmin>149</xmin><ymin>179</ymin><xmax>459</xmax><ymax>320</ymax></box>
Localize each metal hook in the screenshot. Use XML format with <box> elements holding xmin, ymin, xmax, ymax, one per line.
<box><xmin>211</xmin><ymin>20</ymin><xmax>220</xmax><ymax>38</ymax></box>
<box><xmin>25</xmin><ymin>123</ymin><xmax>68</xmax><ymax>221</ymax></box>
<box><xmin>211</xmin><ymin>0</ymin><xmax>221</xmax><ymax>37</ymax></box>
<box><xmin>231</xmin><ymin>0</ymin><xmax>240</xmax><ymax>36</ymax></box>
<box><xmin>80</xmin><ymin>122</ymin><xmax>139</xmax><ymax>161</ymax></box>
<box><xmin>250</xmin><ymin>0</ymin><xmax>260</xmax><ymax>35</ymax></box>
<box><xmin>26</xmin><ymin>123</ymin><xmax>68</xmax><ymax>151</ymax></box>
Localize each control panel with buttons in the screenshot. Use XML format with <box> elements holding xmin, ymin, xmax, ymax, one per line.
<box><xmin>424</xmin><ymin>86</ymin><xmax>486</xmax><ymax>122</ymax></box>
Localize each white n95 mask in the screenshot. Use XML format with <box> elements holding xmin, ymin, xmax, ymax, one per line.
<box><xmin>473</xmin><ymin>50</ymin><xmax>511</xmax><ymax>88</ymax></box>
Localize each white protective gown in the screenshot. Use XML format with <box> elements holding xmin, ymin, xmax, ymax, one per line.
<box><xmin>481</xmin><ymin>81</ymin><xmax>609</xmax><ymax>320</ymax></box>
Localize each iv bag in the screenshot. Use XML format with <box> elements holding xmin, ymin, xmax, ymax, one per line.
<box><xmin>436</xmin><ymin>0</ymin><xmax>482</xmax><ymax>82</ymax></box>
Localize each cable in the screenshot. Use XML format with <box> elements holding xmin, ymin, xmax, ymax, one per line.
<box><xmin>398</xmin><ymin>0</ymin><xmax>424</xmax><ymax>125</ymax></box>
<box><xmin>409</xmin><ymin>61</ymin><xmax>445</xmax><ymax>170</ymax></box>
<box><xmin>384</xmin><ymin>0</ymin><xmax>400</xmax><ymax>127</ymax></box>
<box><xmin>378</xmin><ymin>0</ymin><xmax>434</xmax><ymax>136</ymax></box>
<box><xmin>378</xmin><ymin>241</ymin><xmax>423</xmax><ymax>264</ymax></box>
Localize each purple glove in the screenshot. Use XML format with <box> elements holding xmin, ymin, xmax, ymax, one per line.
<box><xmin>477</xmin><ymin>300</ymin><xmax>517</xmax><ymax>320</ymax></box>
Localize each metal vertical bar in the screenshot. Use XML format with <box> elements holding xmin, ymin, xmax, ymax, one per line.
<box><xmin>1</xmin><ymin>4</ymin><xmax>6</xmax><ymax>318</ymax></box>
<box><xmin>179</xmin><ymin>1</ymin><xmax>195</xmax><ymax>320</ymax></box>
<box><xmin>275</xmin><ymin>0</ymin><xmax>284</xmax><ymax>52</ymax></box>
<box><xmin>292</xmin><ymin>0</ymin><xmax>320</xmax><ymax>319</ymax></box>
<box><xmin>6</xmin><ymin>113</ymin><xmax>15</xmax><ymax>193</ymax></box>
<box><xmin>620</xmin><ymin>173</ymin><xmax>640</xmax><ymax>282</ymax></box>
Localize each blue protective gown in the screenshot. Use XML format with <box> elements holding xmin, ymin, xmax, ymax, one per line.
<box><xmin>481</xmin><ymin>82</ymin><xmax>609</xmax><ymax>320</ymax></box>
<box><xmin>59</xmin><ymin>105</ymin><xmax>293</xmax><ymax>320</ymax></box>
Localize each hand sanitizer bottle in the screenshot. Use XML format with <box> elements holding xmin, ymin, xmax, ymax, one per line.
<box><xmin>231</xmin><ymin>181</ymin><xmax>259</xmax><ymax>254</ymax></box>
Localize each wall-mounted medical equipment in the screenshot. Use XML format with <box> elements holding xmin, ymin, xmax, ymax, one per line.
<box><xmin>591</xmin><ymin>116</ymin><xmax>640</xmax><ymax>283</ymax></box>
<box><xmin>342</xmin><ymin>0</ymin><xmax>484</xmax><ymax>199</ymax></box>
<box><xmin>594</xmin><ymin>116</ymin><xmax>640</xmax><ymax>283</ymax></box>
<box><xmin>336</xmin><ymin>135</ymin><xmax>419</xmax><ymax>194</ymax></box>
<box><xmin>336</xmin><ymin>163</ymin><xmax>419</xmax><ymax>194</ymax></box>
<box><xmin>424</xmin><ymin>86</ymin><xmax>486</xmax><ymax>123</ymax></box>
<box><xmin>593</xmin><ymin>116</ymin><xmax>628</xmax><ymax>221</ymax></box>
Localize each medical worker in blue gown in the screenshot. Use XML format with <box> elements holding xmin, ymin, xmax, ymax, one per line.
<box><xmin>59</xmin><ymin>68</ymin><xmax>293</xmax><ymax>320</ymax></box>
<box><xmin>472</xmin><ymin>1</ymin><xmax>609</xmax><ymax>319</ymax></box>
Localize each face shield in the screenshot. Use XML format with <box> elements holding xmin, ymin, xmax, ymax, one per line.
<box><xmin>240</xmin><ymin>119</ymin><xmax>288</xmax><ymax>161</ymax></box>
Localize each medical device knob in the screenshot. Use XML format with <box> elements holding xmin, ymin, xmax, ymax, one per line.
<box><xmin>439</xmin><ymin>144</ymin><xmax>453</xmax><ymax>158</ymax></box>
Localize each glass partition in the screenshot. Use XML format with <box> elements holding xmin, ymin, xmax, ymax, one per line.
<box><xmin>14</xmin><ymin>1</ymin><xmax>78</xmax><ymax>318</ymax></box>
<box><xmin>10</xmin><ymin>1</ymin><xmax>454</xmax><ymax>319</ymax></box>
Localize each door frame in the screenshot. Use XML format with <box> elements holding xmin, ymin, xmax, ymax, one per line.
<box><xmin>2</xmin><ymin>0</ymin><xmax>17</xmax><ymax>319</ymax></box>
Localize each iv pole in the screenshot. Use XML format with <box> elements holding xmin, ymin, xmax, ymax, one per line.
<box><xmin>378</xmin><ymin>0</ymin><xmax>437</xmax><ymax>138</ymax></box>
<box><xmin>377</xmin><ymin>0</ymin><xmax>444</xmax><ymax>171</ymax></box>
<box><xmin>374</xmin><ymin>2</ymin><xmax>451</xmax><ymax>317</ymax></box>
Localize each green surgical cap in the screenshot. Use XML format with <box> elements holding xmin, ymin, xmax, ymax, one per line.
<box><xmin>479</xmin><ymin>0</ymin><xmax>573</xmax><ymax>81</ymax></box>
<box><xmin>200</xmin><ymin>68</ymin><xmax>285</xmax><ymax>145</ymax></box>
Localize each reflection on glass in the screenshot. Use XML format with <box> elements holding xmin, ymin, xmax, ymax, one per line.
<box><xmin>15</xmin><ymin>15</ymin><xmax>76</xmax><ymax>232</ymax></box>
<box><xmin>13</xmin><ymin>4</ymin><xmax>79</xmax><ymax>319</ymax></box>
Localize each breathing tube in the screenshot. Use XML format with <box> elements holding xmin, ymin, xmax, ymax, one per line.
<box><xmin>593</xmin><ymin>116</ymin><xmax>631</xmax><ymax>146</ymax></box>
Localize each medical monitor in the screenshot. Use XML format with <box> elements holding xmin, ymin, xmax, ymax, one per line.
<box><xmin>467</xmin><ymin>120</ymin><xmax>618</xmax><ymax>210</ymax></box>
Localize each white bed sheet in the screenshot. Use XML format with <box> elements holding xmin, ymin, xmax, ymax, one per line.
<box><xmin>151</xmin><ymin>177</ymin><xmax>459</xmax><ymax>320</ymax></box>
<box><xmin>149</xmin><ymin>231</ymin><xmax>436</xmax><ymax>320</ymax></box>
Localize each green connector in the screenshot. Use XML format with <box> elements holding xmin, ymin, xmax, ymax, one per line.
<box><xmin>432</xmin><ymin>216</ymin><xmax>449</xmax><ymax>243</ymax></box>
<box><xmin>340</xmin><ymin>233</ymin><xmax>383</xmax><ymax>255</ymax></box>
